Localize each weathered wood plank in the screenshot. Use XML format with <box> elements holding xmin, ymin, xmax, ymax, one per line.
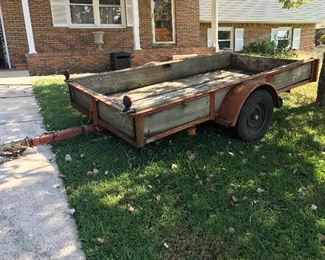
<box><xmin>70</xmin><ymin>88</ymin><xmax>91</xmax><ymax>110</ymax></box>
<box><xmin>143</xmin><ymin>96</ymin><xmax>210</xmax><ymax>137</ymax></box>
<box><xmin>73</xmin><ymin>52</ymin><xmax>232</xmax><ymax>95</ymax></box>
<box><xmin>272</xmin><ymin>63</ymin><xmax>312</xmax><ymax>90</ymax></box>
<box><xmin>232</xmin><ymin>54</ymin><xmax>296</xmax><ymax>73</ymax></box>
<box><xmin>107</xmin><ymin>70</ymin><xmax>250</xmax><ymax>111</ymax></box>
<box><xmin>98</xmin><ymin>103</ymin><xmax>135</xmax><ymax>138</ymax></box>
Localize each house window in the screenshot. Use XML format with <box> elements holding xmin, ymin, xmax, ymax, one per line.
<box><xmin>99</xmin><ymin>0</ymin><xmax>122</xmax><ymax>25</ymax></box>
<box><xmin>70</xmin><ymin>0</ymin><xmax>94</xmax><ymax>24</ymax></box>
<box><xmin>152</xmin><ymin>0</ymin><xmax>175</xmax><ymax>44</ymax></box>
<box><xmin>218</xmin><ymin>27</ymin><xmax>233</xmax><ymax>50</ymax></box>
<box><xmin>277</xmin><ymin>28</ymin><xmax>291</xmax><ymax>48</ymax></box>
<box><xmin>51</xmin><ymin>0</ymin><xmax>125</xmax><ymax>28</ymax></box>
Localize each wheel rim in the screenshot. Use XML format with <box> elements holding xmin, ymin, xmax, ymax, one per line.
<box><xmin>246</xmin><ymin>103</ymin><xmax>267</xmax><ymax>132</ymax></box>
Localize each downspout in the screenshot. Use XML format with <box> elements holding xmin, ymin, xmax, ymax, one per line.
<box><xmin>21</xmin><ymin>0</ymin><xmax>36</xmax><ymax>54</ymax></box>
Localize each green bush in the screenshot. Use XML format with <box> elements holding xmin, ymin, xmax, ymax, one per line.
<box><xmin>242</xmin><ymin>40</ymin><xmax>297</xmax><ymax>59</ymax></box>
<box><xmin>320</xmin><ymin>34</ymin><xmax>325</xmax><ymax>45</ymax></box>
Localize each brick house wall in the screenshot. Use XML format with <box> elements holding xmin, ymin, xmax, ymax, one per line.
<box><xmin>200</xmin><ymin>22</ymin><xmax>316</xmax><ymax>51</ymax></box>
<box><xmin>1</xmin><ymin>0</ymin><xmax>210</xmax><ymax>75</ymax></box>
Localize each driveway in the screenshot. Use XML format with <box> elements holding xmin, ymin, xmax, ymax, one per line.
<box><xmin>0</xmin><ymin>72</ymin><xmax>85</xmax><ymax>259</ymax></box>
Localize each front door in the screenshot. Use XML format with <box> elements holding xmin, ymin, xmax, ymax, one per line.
<box><xmin>152</xmin><ymin>0</ymin><xmax>175</xmax><ymax>44</ymax></box>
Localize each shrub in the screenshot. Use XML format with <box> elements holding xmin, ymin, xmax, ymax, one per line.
<box><xmin>242</xmin><ymin>40</ymin><xmax>297</xmax><ymax>59</ymax></box>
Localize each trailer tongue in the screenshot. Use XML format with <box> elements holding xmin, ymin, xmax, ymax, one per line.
<box><xmin>0</xmin><ymin>52</ymin><xmax>319</xmax><ymax>158</ymax></box>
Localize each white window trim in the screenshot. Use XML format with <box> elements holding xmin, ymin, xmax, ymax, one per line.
<box><xmin>151</xmin><ymin>0</ymin><xmax>176</xmax><ymax>44</ymax></box>
<box><xmin>218</xmin><ymin>27</ymin><xmax>233</xmax><ymax>50</ymax></box>
<box><xmin>272</xmin><ymin>27</ymin><xmax>293</xmax><ymax>48</ymax></box>
<box><xmin>0</xmin><ymin>4</ymin><xmax>11</xmax><ymax>68</ymax></box>
<box><xmin>54</xmin><ymin>0</ymin><xmax>127</xmax><ymax>29</ymax></box>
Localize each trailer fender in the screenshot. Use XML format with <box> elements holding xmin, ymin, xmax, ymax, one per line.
<box><xmin>215</xmin><ymin>81</ymin><xmax>282</xmax><ymax>127</ymax></box>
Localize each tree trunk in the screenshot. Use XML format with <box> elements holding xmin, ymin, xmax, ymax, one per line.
<box><xmin>317</xmin><ymin>52</ymin><xmax>325</xmax><ymax>106</ymax></box>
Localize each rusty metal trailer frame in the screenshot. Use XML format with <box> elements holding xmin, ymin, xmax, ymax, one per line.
<box><xmin>67</xmin><ymin>57</ymin><xmax>319</xmax><ymax>148</ymax></box>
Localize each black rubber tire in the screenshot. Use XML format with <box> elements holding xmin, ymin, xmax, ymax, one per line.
<box><xmin>235</xmin><ymin>90</ymin><xmax>273</xmax><ymax>141</ymax></box>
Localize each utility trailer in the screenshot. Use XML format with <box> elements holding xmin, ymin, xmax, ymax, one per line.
<box><xmin>0</xmin><ymin>52</ymin><xmax>319</xmax><ymax>157</ymax></box>
<box><xmin>67</xmin><ymin>52</ymin><xmax>319</xmax><ymax>147</ymax></box>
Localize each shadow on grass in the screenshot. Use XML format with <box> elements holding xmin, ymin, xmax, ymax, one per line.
<box><xmin>33</xmin><ymin>80</ymin><xmax>324</xmax><ymax>259</ymax></box>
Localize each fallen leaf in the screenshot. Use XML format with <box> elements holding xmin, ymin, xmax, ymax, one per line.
<box><xmin>228</xmin><ymin>152</ymin><xmax>235</xmax><ymax>157</ymax></box>
<box><xmin>128</xmin><ymin>204</ymin><xmax>135</xmax><ymax>213</ymax></box>
<box><xmin>148</xmin><ymin>185</ymin><xmax>153</xmax><ymax>189</ymax></box>
<box><xmin>65</xmin><ymin>154</ymin><xmax>72</xmax><ymax>162</ymax></box>
<box><xmin>310</xmin><ymin>204</ymin><xmax>318</xmax><ymax>211</ymax></box>
<box><xmin>257</xmin><ymin>188</ymin><xmax>265</xmax><ymax>194</ymax></box>
<box><xmin>186</xmin><ymin>150</ymin><xmax>196</xmax><ymax>161</ymax></box>
<box><xmin>104</xmin><ymin>171</ymin><xmax>108</xmax><ymax>175</ymax></box>
<box><xmin>171</xmin><ymin>163</ymin><xmax>178</xmax><ymax>170</ymax></box>
<box><xmin>163</xmin><ymin>242</ymin><xmax>170</xmax><ymax>249</ymax></box>
<box><xmin>52</xmin><ymin>184</ymin><xmax>60</xmax><ymax>189</ymax></box>
<box><xmin>228</xmin><ymin>227</ymin><xmax>235</xmax><ymax>233</ymax></box>
<box><xmin>66</xmin><ymin>208</ymin><xmax>75</xmax><ymax>215</ymax></box>
<box><xmin>272</xmin><ymin>160</ymin><xmax>280</xmax><ymax>166</ymax></box>
<box><xmin>261</xmin><ymin>155</ymin><xmax>266</xmax><ymax>159</ymax></box>
<box><xmin>93</xmin><ymin>168</ymin><xmax>99</xmax><ymax>175</ymax></box>
<box><xmin>97</xmin><ymin>238</ymin><xmax>105</xmax><ymax>244</ymax></box>
<box><xmin>156</xmin><ymin>195</ymin><xmax>161</xmax><ymax>202</ymax></box>
<box><xmin>318</xmin><ymin>233</ymin><xmax>325</xmax><ymax>242</ymax></box>
<box><xmin>80</xmin><ymin>154</ymin><xmax>85</xmax><ymax>159</ymax></box>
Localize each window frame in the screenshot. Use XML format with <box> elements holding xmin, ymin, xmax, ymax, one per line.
<box><xmin>65</xmin><ymin>0</ymin><xmax>126</xmax><ymax>29</ymax></box>
<box><xmin>218</xmin><ymin>27</ymin><xmax>233</xmax><ymax>50</ymax></box>
<box><xmin>151</xmin><ymin>0</ymin><xmax>176</xmax><ymax>45</ymax></box>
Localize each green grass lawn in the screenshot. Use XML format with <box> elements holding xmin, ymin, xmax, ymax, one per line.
<box><xmin>33</xmin><ymin>77</ymin><xmax>324</xmax><ymax>259</ymax></box>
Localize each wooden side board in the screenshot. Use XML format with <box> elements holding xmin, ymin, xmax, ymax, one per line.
<box><xmin>143</xmin><ymin>96</ymin><xmax>210</xmax><ymax>137</ymax></box>
<box><xmin>73</xmin><ymin>51</ymin><xmax>232</xmax><ymax>95</ymax></box>
<box><xmin>231</xmin><ymin>54</ymin><xmax>296</xmax><ymax>73</ymax></box>
<box><xmin>271</xmin><ymin>63</ymin><xmax>312</xmax><ymax>90</ymax></box>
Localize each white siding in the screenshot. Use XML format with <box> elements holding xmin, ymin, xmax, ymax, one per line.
<box><xmin>200</xmin><ymin>0</ymin><xmax>325</xmax><ymax>23</ymax></box>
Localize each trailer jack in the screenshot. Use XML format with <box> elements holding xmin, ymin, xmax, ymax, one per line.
<box><xmin>0</xmin><ymin>124</ymin><xmax>99</xmax><ymax>159</ymax></box>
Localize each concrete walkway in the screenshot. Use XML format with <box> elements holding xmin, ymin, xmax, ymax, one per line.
<box><xmin>0</xmin><ymin>72</ymin><xmax>85</xmax><ymax>259</ymax></box>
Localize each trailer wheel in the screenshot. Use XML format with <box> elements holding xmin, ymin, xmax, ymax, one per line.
<box><xmin>236</xmin><ymin>90</ymin><xmax>273</xmax><ymax>141</ymax></box>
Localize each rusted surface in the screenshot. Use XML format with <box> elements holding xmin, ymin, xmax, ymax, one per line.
<box><xmin>30</xmin><ymin>125</ymin><xmax>97</xmax><ymax>147</ymax></box>
<box><xmin>0</xmin><ymin>125</ymin><xmax>97</xmax><ymax>157</ymax></box>
<box><xmin>215</xmin><ymin>81</ymin><xmax>280</xmax><ymax>127</ymax></box>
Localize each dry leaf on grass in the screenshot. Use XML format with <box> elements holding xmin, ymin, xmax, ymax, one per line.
<box><xmin>228</xmin><ymin>152</ymin><xmax>235</xmax><ymax>157</ymax></box>
<box><xmin>318</xmin><ymin>233</ymin><xmax>325</xmax><ymax>242</ymax></box>
<box><xmin>186</xmin><ymin>150</ymin><xmax>196</xmax><ymax>161</ymax></box>
<box><xmin>171</xmin><ymin>163</ymin><xmax>178</xmax><ymax>170</ymax></box>
<box><xmin>66</xmin><ymin>208</ymin><xmax>76</xmax><ymax>215</ymax></box>
<box><xmin>310</xmin><ymin>204</ymin><xmax>318</xmax><ymax>211</ymax></box>
<box><xmin>163</xmin><ymin>242</ymin><xmax>170</xmax><ymax>249</ymax></box>
<box><xmin>97</xmin><ymin>238</ymin><xmax>105</xmax><ymax>244</ymax></box>
<box><xmin>65</xmin><ymin>154</ymin><xmax>72</xmax><ymax>162</ymax></box>
<box><xmin>127</xmin><ymin>204</ymin><xmax>135</xmax><ymax>213</ymax></box>
<box><xmin>256</xmin><ymin>188</ymin><xmax>265</xmax><ymax>194</ymax></box>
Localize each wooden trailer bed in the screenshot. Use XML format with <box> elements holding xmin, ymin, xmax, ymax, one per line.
<box><xmin>67</xmin><ymin>52</ymin><xmax>319</xmax><ymax>147</ymax></box>
<box><xmin>107</xmin><ymin>69</ymin><xmax>252</xmax><ymax>111</ymax></box>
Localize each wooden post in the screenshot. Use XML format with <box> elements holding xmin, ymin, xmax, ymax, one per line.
<box><xmin>211</xmin><ymin>0</ymin><xmax>219</xmax><ymax>52</ymax></box>
<box><xmin>317</xmin><ymin>53</ymin><xmax>325</xmax><ymax>106</ymax></box>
